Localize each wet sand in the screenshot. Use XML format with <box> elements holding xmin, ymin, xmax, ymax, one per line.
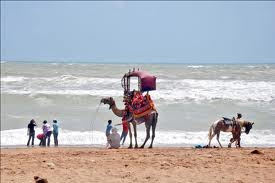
<box><xmin>1</xmin><ymin>147</ymin><xmax>275</xmax><ymax>183</ymax></box>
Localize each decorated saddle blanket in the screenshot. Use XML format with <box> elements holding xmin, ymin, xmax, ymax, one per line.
<box><xmin>128</xmin><ymin>93</ymin><xmax>156</xmax><ymax>118</ymax></box>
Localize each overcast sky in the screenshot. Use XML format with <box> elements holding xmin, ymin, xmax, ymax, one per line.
<box><xmin>1</xmin><ymin>1</ymin><xmax>275</xmax><ymax>63</ymax></box>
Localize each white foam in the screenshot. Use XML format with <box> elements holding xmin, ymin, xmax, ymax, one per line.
<box><xmin>1</xmin><ymin>128</ymin><xmax>274</xmax><ymax>147</ymax></box>
<box><xmin>155</xmin><ymin>79</ymin><xmax>275</xmax><ymax>102</ymax></box>
<box><xmin>1</xmin><ymin>76</ymin><xmax>275</xmax><ymax>102</ymax></box>
<box><xmin>1</xmin><ymin>76</ymin><xmax>26</xmax><ymax>82</ymax></box>
<box><xmin>220</xmin><ymin>76</ymin><xmax>231</xmax><ymax>79</ymax></box>
<box><xmin>187</xmin><ymin>65</ymin><xmax>206</xmax><ymax>68</ymax></box>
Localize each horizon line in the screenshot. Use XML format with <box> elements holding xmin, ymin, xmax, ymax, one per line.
<box><xmin>1</xmin><ymin>60</ymin><xmax>275</xmax><ymax>65</ymax></box>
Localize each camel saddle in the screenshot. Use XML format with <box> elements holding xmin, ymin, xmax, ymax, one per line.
<box><xmin>222</xmin><ymin>117</ymin><xmax>238</xmax><ymax>128</ymax></box>
<box><xmin>128</xmin><ymin>93</ymin><xmax>156</xmax><ymax>118</ymax></box>
<box><xmin>222</xmin><ymin>117</ymin><xmax>233</xmax><ymax>125</ymax></box>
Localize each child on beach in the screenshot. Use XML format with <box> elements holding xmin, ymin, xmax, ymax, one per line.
<box><xmin>52</xmin><ymin>120</ymin><xmax>59</xmax><ymax>146</ymax></box>
<box><xmin>27</xmin><ymin>119</ymin><xmax>37</xmax><ymax>146</ymax></box>
<box><xmin>105</xmin><ymin>120</ymin><xmax>112</xmax><ymax>147</ymax></box>
<box><xmin>37</xmin><ymin>133</ymin><xmax>44</xmax><ymax>146</ymax></box>
<box><xmin>115</xmin><ymin>118</ymin><xmax>128</xmax><ymax>145</ymax></box>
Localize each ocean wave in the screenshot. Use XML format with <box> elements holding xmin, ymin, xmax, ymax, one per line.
<box><xmin>1</xmin><ymin>128</ymin><xmax>274</xmax><ymax>147</ymax></box>
<box><xmin>156</xmin><ymin>79</ymin><xmax>275</xmax><ymax>102</ymax></box>
<box><xmin>1</xmin><ymin>76</ymin><xmax>275</xmax><ymax>102</ymax></box>
<box><xmin>1</xmin><ymin>76</ymin><xmax>26</xmax><ymax>82</ymax></box>
<box><xmin>187</xmin><ymin>65</ymin><xmax>206</xmax><ymax>68</ymax></box>
<box><xmin>220</xmin><ymin>76</ymin><xmax>231</xmax><ymax>79</ymax></box>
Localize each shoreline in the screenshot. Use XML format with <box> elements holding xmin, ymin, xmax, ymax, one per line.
<box><xmin>2</xmin><ymin>144</ymin><xmax>275</xmax><ymax>149</ymax></box>
<box><xmin>2</xmin><ymin>128</ymin><xmax>275</xmax><ymax>148</ymax></box>
<box><xmin>1</xmin><ymin>147</ymin><xmax>275</xmax><ymax>183</ymax></box>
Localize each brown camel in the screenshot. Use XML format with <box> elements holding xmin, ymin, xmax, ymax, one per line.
<box><xmin>101</xmin><ymin>97</ymin><xmax>158</xmax><ymax>148</ymax></box>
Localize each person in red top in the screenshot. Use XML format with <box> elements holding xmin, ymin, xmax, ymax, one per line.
<box><xmin>115</xmin><ymin>119</ymin><xmax>128</xmax><ymax>145</ymax></box>
<box><xmin>37</xmin><ymin>133</ymin><xmax>44</xmax><ymax>146</ymax></box>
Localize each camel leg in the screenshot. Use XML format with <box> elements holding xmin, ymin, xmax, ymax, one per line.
<box><xmin>128</xmin><ymin>123</ymin><xmax>133</xmax><ymax>149</ymax></box>
<box><xmin>140</xmin><ymin>124</ymin><xmax>151</xmax><ymax>148</ymax></box>
<box><xmin>149</xmin><ymin>114</ymin><xmax>157</xmax><ymax>148</ymax></box>
<box><xmin>216</xmin><ymin>132</ymin><xmax>222</xmax><ymax>148</ymax></box>
<box><xmin>208</xmin><ymin>133</ymin><xmax>216</xmax><ymax>147</ymax></box>
<box><xmin>133</xmin><ymin>123</ymin><xmax>138</xmax><ymax>148</ymax></box>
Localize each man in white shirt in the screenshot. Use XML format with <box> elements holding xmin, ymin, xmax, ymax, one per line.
<box><xmin>107</xmin><ymin>127</ymin><xmax>120</xmax><ymax>149</ymax></box>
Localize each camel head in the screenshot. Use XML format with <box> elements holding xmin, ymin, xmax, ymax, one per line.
<box><xmin>100</xmin><ymin>97</ymin><xmax>115</xmax><ymax>110</ymax></box>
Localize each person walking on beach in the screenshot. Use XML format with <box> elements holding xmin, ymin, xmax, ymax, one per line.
<box><xmin>42</xmin><ymin>120</ymin><xmax>52</xmax><ymax>146</ymax></box>
<box><xmin>233</xmin><ymin>113</ymin><xmax>243</xmax><ymax>129</ymax></box>
<box><xmin>27</xmin><ymin>119</ymin><xmax>37</xmax><ymax>146</ymax></box>
<box><xmin>107</xmin><ymin>127</ymin><xmax>120</xmax><ymax>149</ymax></box>
<box><xmin>105</xmin><ymin>120</ymin><xmax>113</xmax><ymax>146</ymax></box>
<box><xmin>52</xmin><ymin>120</ymin><xmax>59</xmax><ymax>146</ymax></box>
<box><xmin>115</xmin><ymin>118</ymin><xmax>128</xmax><ymax>145</ymax></box>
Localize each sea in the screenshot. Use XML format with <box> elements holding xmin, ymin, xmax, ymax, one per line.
<box><xmin>1</xmin><ymin>61</ymin><xmax>275</xmax><ymax>147</ymax></box>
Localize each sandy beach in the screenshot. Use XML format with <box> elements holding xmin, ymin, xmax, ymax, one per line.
<box><xmin>1</xmin><ymin>147</ymin><xmax>275</xmax><ymax>183</ymax></box>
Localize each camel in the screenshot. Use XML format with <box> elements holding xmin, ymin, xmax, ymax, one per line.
<box><xmin>101</xmin><ymin>97</ymin><xmax>158</xmax><ymax>148</ymax></box>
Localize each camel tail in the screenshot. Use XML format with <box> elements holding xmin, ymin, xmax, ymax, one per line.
<box><xmin>208</xmin><ymin>124</ymin><xmax>213</xmax><ymax>140</ymax></box>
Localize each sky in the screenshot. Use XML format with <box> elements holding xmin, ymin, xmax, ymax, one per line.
<box><xmin>1</xmin><ymin>1</ymin><xmax>275</xmax><ymax>64</ymax></box>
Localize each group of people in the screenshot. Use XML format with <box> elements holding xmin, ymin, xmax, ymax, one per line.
<box><xmin>28</xmin><ymin>117</ymin><xmax>128</xmax><ymax>148</ymax></box>
<box><xmin>105</xmin><ymin>118</ymin><xmax>129</xmax><ymax>149</ymax></box>
<box><xmin>27</xmin><ymin>119</ymin><xmax>59</xmax><ymax>147</ymax></box>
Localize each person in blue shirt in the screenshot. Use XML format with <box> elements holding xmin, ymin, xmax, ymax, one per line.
<box><xmin>52</xmin><ymin>120</ymin><xmax>59</xmax><ymax>146</ymax></box>
<box><xmin>105</xmin><ymin>120</ymin><xmax>112</xmax><ymax>147</ymax></box>
<box><xmin>106</xmin><ymin>120</ymin><xmax>112</xmax><ymax>137</ymax></box>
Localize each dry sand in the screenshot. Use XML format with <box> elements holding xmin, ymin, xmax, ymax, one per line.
<box><xmin>1</xmin><ymin>147</ymin><xmax>275</xmax><ymax>183</ymax></box>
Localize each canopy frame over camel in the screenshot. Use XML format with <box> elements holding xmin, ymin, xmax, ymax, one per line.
<box><xmin>101</xmin><ymin>69</ymin><xmax>158</xmax><ymax>148</ymax></box>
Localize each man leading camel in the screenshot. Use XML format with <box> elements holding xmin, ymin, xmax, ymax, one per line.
<box><xmin>233</xmin><ymin>113</ymin><xmax>242</xmax><ymax>128</ymax></box>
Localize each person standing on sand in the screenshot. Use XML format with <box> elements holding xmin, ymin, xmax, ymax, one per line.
<box><xmin>27</xmin><ymin>119</ymin><xmax>37</xmax><ymax>146</ymax></box>
<box><xmin>233</xmin><ymin>113</ymin><xmax>243</xmax><ymax>129</ymax></box>
<box><xmin>52</xmin><ymin>120</ymin><xmax>59</xmax><ymax>146</ymax></box>
<box><xmin>107</xmin><ymin>127</ymin><xmax>120</xmax><ymax>149</ymax></box>
<box><xmin>42</xmin><ymin>120</ymin><xmax>52</xmax><ymax>146</ymax></box>
<box><xmin>105</xmin><ymin>120</ymin><xmax>113</xmax><ymax>147</ymax></box>
<box><xmin>115</xmin><ymin>118</ymin><xmax>128</xmax><ymax>145</ymax></box>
